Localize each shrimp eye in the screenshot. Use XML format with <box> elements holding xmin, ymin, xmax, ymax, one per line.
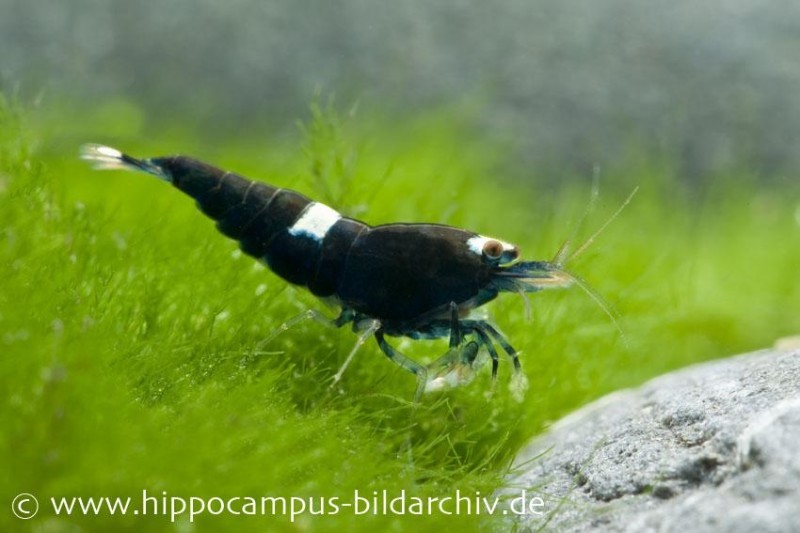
<box><xmin>482</xmin><ymin>239</ymin><xmax>504</xmax><ymax>260</ymax></box>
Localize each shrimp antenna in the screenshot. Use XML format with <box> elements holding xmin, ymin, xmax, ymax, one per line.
<box><xmin>558</xmin><ymin>266</ymin><xmax>628</xmax><ymax>346</ymax></box>
<box><xmin>559</xmin><ymin>185</ymin><xmax>639</xmax><ymax>266</ymax></box>
<box><xmin>549</xmin><ymin>182</ymin><xmax>638</xmax><ymax>345</ymax></box>
<box><xmin>552</xmin><ymin>166</ymin><xmax>601</xmax><ymax>266</ymax></box>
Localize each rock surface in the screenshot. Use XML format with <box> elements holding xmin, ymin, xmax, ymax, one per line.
<box><xmin>505</xmin><ymin>348</ymin><xmax>800</xmax><ymax>532</ymax></box>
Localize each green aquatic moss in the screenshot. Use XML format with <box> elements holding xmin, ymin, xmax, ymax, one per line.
<box><xmin>2</xmin><ymin>95</ymin><xmax>799</xmax><ymax>532</ymax></box>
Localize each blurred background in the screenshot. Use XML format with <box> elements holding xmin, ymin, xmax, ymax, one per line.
<box><xmin>4</xmin><ymin>0</ymin><xmax>800</xmax><ymax>184</ymax></box>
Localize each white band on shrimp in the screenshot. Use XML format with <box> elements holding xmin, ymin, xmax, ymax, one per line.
<box><xmin>289</xmin><ymin>202</ymin><xmax>342</xmax><ymax>242</ymax></box>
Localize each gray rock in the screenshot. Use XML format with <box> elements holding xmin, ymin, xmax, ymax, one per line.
<box><xmin>504</xmin><ymin>349</ymin><xmax>800</xmax><ymax>532</ymax></box>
